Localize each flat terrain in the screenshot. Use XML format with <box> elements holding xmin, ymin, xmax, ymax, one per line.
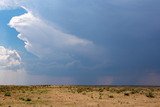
<box><xmin>0</xmin><ymin>85</ymin><xmax>160</xmax><ymax>107</ymax></box>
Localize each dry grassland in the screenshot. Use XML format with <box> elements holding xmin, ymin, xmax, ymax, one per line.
<box><xmin>0</xmin><ymin>85</ymin><xmax>160</xmax><ymax>107</ymax></box>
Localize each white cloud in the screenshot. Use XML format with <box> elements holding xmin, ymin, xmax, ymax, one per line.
<box><xmin>0</xmin><ymin>0</ymin><xmax>20</xmax><ymax>10</ymax></box>
<box><xmin>0</xmin><ymin>46</ymin><xmax>25</xmax><ymax>85</ymax></box>
<box><xmin>8</xmin><ymin>9</ymin><xmax>101</xmax><ymax>62</ymax></box>
<box><xmin>0</xmin><ymin>46</ymin><xmax>21</xmax><ymax>70</ymax></box>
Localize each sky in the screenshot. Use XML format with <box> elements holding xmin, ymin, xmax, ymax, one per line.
<box><xmin>0</xmin><ymin>0</ymin><xmax>160</xmax><ymax>85</ymax></box>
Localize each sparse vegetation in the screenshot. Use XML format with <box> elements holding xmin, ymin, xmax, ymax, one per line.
<box><xmin>108</xmin><ymin>95</ymin><xmax>114</xmax><ymax>98</ymax></box>
<box><xmin>82</xmin><ymin>92</ymin><xmax>86</xmax><ymax>95</ymax></box>
<box><xmin>0</xmin><ymin>86</ymin><xmax>159</xmax><ymax>106</ymax></box>
<box><xmin>99</xmin><ymin>92</ymin><xmax>103</xmax><ymax>99</ymax></box>
<box><xmin>99</xmin><ymin>95</ymin><xmax>102</xmax><ymax>99</ymax></box>
<box><xmin>91</xmin><ymin>94</ymin><xmax>94</xmax><ymax>99</ymax></box>
<box><xmin>4</xmin><ymin>92</ymin><xmax>11</xmax><ymax>96</ymax></box>
<box><xmin>124</xmin><ymin>91</ymin><xmax>130</xmax><ymax>96</ymax></box>
<box><xmin>19</xmin><ymin>97</ymin><xmax>26</xmax><ymax>101</ymax></box>
<box><xmin>98</xmin><ymin>88</ymin><xmax>104</xmax><ymax>92</ymax></box>
<box><xmin>19</xmin><ymin>97</ymin><xmax>32</xmax><ymax>102</ymax></box>
<box><xmin>26</xmin><ymin>98</ymin><xmax>32</xmax><ymax>101</ymax></box>
<box><xmin>145</xmin><ymin>91</ymin><xmax>155</xmax><ymax>98</ymax></box>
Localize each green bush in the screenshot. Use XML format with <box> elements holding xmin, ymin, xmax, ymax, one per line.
<box><xmin>145</xmin><ymin>92</ymin><xmax>155</xmax><ymax>98</ymax></box>
<box><xmin>4</xmin><ymin>92</ymin><xmax>11</xmax><ymax>96</ymax></box>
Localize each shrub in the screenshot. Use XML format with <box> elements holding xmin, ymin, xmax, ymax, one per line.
<box><xmin>99</xmin><ymin>92</ymin><xmax>103</xmax><ymax>99</ymax></box>
<box><xmin>77</xmin><ymin>88</ymin><xmax>83</xmax><ymax>93</ymax></box>
<box><xmin>26</xmin><ymin>98</ymin><xmax>32</xmax><ymax>101</ymax></box>
<box><xmin>145</xmin><ymin>92</ymin><xmax>155</xmax><ymax>98</ymax></box>
<box><xmin>99</xmin><ymin>95</ymin><xmax>102</xmax><ymax>99</ymax></box>
<box><xmin>91</xmin><ymin>95</ymin><xmax>94</xmax><ymax>99</ymax></box>
<box><xmin>124</xmin><ymin>91</ymin><xmax>130</xmax><ymax>96</ymax></box>
<box><xmin>98</xmin><ymin>88</ymin><xmax>104</xmax><ymax>92</ymax></box>
<box><xmin>108</xmin><ymin>95</ymin><xmax>114</xmax><ymax>98</ymax></box>
<box><xmin>4</xmin><ymin>92</ymin><xmax>11</xmax><ymax>97</ymax></box>
<box><xmin>19</xmin><ymin>97</ymin><xmax>32</xmax><ymax>102</ymax></box>
<box><xmin>82</xmin><ymin>92</ymin><xmax>86</xmax><ymax>95</ymax></box>
<box><xmin>19</xmin><ymin>97</ymin><xmax>25</xmax><ymax>101</ymax></box>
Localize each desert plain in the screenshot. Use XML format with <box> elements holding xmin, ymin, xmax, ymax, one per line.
<box><xmin>0</xmin><ymin>85</ymin><xmax>160</xmax><ymax>107</ymax></box>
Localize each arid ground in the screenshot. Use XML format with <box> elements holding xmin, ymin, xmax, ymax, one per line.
<box><xmin>0</xmin><ymin>85</ymin><xmax>160</xmax><ymax>107</ymax></box>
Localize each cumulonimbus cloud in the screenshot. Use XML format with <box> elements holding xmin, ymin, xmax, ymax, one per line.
<box><xmin>1</xmin><ymin>0</ymin><xmax>108</xmax><ymax>84</ymax></box>
<box><xmin>8</xmin><ymin>7</ymin><xmax>105</xmax><ymax>63</ymax></box>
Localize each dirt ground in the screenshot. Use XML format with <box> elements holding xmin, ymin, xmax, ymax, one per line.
<box><xmin>0</xmin><ymin>85</ymin><xmax>160</xmax><ymax>107</ymax></box>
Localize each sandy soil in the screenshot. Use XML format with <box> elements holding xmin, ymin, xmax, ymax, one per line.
<box><xmin>0</xmin><ymin>86</ymin><xmax>160</xmax><ymax>107</ymax></box>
